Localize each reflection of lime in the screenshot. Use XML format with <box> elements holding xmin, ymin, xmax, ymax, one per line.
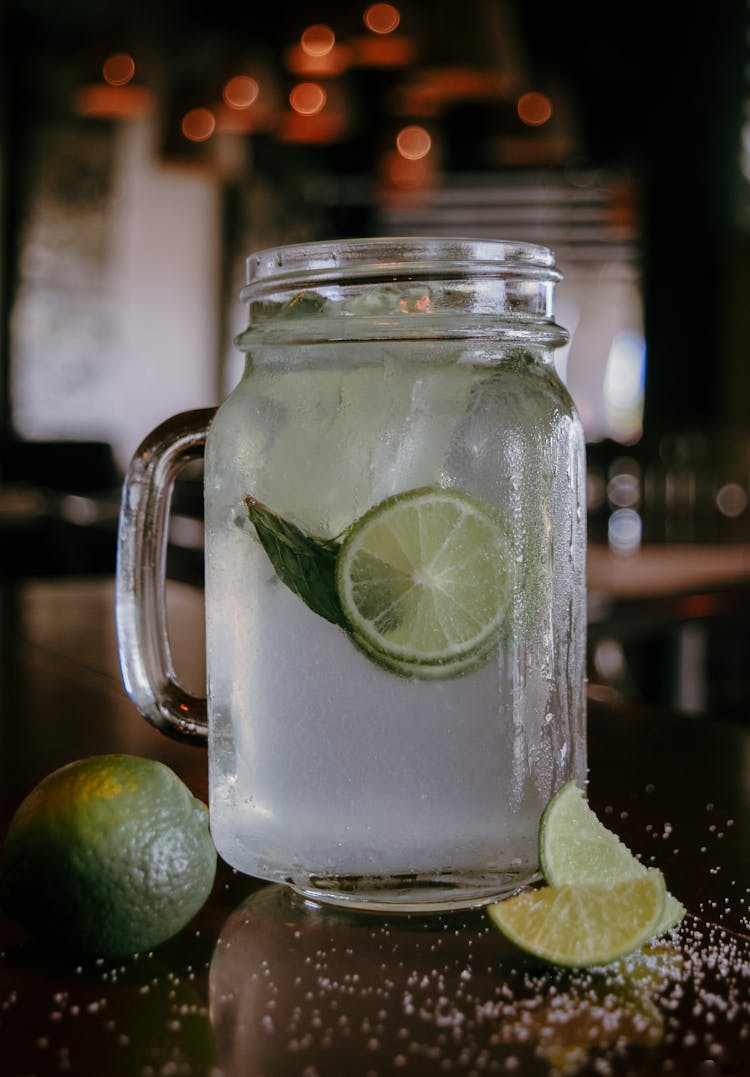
<box><xmin>539</xmin><ymin>780</ymin><xmax>685</xmax><ymax>933</ymax></box>
<box><xmin>507</xmin><ymin>518</ymin><xmax>550</xmax><ymax>641</ymax></box>
<box><xmin>336</xmin><ymin>486</ymin><xmax>510</xmax><ymax>676</ymax></box>
<box><xmin>497</xmin><ymin>971</ymin><xmax>664</xmax><ymax>1076</ymax></box>
<box><xmin>487</xmin><ymin>870</ymin><xmax>666</xmax><ymax>968</ymax></box>
<box><xmin>0</xmin><ymin>755</ymin><xmax>217</xmax><ymax>957</ymax></box>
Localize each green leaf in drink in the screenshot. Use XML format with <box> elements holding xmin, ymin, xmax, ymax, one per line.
<box><xmin>243</xmin><ymin>496</ymin><xmax>346</xmax><ymax>628</ymax></box>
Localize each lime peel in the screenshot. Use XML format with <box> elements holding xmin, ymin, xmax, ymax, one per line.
<box><xmin>0</xmin><ymin>755</ymin><xmax>217</xmax><ymax>957</ymax></box>
<box><xmin>540</xmin><ymin>780</ymin><xmax>686</xmax><ymax>934</ymax></box>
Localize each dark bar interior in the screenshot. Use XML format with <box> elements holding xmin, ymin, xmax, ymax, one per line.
<box><xmin>3</xmin><ymin>0</ymin><xmax>750</xmax><ymax>718</ymax></box>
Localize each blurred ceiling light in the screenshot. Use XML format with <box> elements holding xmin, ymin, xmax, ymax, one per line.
<box><xmin>223</xmin><ymin>75</ymin><xmax>259</xmax><ymax>109</ymax></box>
<box><xmin>393</xmin><ymin>68</ymin><xmax>514</xmax><ymax>117</ymax></box>
<box><xmin>396</xmin><ymin>124</ymin><xmax>431</xmax><ymax>160</ymax></box>
<box><xmin>715</xmin><ymin>483</ymin><xmax>748</xmax><ymax>518</ymax></box>
<box><xmin>216</xmin><ymin>99</ymin><xmax>277</xmax><ymax>134</ymax></box>
<box><xmin>603</xmin><ymin>330</ymin><xmax>645</xmax><ymax>443</ymax></box>
<box><xmin>279</xmin><ymin>111</ymin><xmax>347</xmax><ymax>143</ymax></box>
<box><xmin>364</xmin><ymin>3</ymin><xmax>400</xmax><ymax>33</ymax></box>
<box><xmin>607</xmin><ymin>508</ymin><xmax>642</xmax><ymax>554</ymax></box>
<box><xmin>350</xmin><ymin>33</ymin><xmax>415</xmax><ymax>67</ymax></box>
<box><xmin>517</xmin><ymin>91</ymin><xmax>553</xmax><ymax>126</ymax></box>
<box><xmin>182</xmin><ymin>107</ymin><xmax>216</xmax><ymax>142</ymax></box>
<box><xmin>290</xmin><ymin>82</ymin><xmax>326</xmax><ymax>116</ymax></box>
<box><xmin>489</xmin><ymin>133</ymin><xmax>571</xmax><ymax>166</ymax></box>
<box><xmin>381</xmin><ymin>148</ymin><xmax>435</xmax><ymax>194</ymax></box>
<box><xmin>284</xmin><ymin>42</ymin><xmax>352</xmax><ymax>76</ymax></box>
<box><xmin>72</xmin><ymin>84</ymin><xmax>154</xmax><ymax>119</ymax></box>
<box><xmin>607</xmin><ymin>471</ymin><xmax>640</xmax><ymax>509</ymax></box>
<box><xmin>216</xmin><ymin>107</ymin><xmax>255</xmax><ymax>134</ymax></box>
<box><xmin>301</xmin><ymin>24</ymin><xmax>336</xmax><ymax>57</ymax></box>
<box><xmin>103</xmin><ymin>53</ymin><xmax>135</xmax><ymax>86</ymax></box>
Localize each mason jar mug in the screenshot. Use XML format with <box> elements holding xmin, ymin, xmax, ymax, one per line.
<box><xmin>116</xmin><ymin>236</ymin><xmax>587</xmax><ymax>913</ymax></box>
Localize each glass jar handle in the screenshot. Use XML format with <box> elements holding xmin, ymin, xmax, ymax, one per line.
<box><xmin>116</xmin><ymin>407</ymin><xmax>216</xmax><ymax>744</ymax></box>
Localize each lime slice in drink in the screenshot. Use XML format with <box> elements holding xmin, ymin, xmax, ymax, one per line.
<box><xmin>350</xmin><ymin>627</ymin><xmax>500</xmax><ymax>681</ymax></box>
<box><xmin>539</xmin><ymin>780</ymin><xmax>686</xmax><ymax>934</ymax></box>
<box><xmin>487</xmin><ymin>870</ymin><xmax>667</xmax><ymax>968</ymax></box>
<box><xmin>336</xmin><ymin>486</ymin><xmax>511</xmax><ymax>674</ymax></box>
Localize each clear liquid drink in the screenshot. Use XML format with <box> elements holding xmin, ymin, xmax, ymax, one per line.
<box><xmin>117</xmin><ymin>237</ymin><xmax>587</xmax><ymax>912</ymax></box>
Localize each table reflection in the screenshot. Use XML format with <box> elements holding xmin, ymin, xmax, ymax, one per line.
<box><xmin>208</xmin><ymin>885</ymin><xmax>750</xmax><ymax>1076</ymax></box>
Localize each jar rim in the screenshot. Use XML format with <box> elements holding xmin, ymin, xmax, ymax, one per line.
<box><xmin>244</xmin><ymin>235</ymin><xmax>560</xmax><ymax>290</ymax></box>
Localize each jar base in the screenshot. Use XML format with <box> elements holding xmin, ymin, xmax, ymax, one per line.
<box><xmin>286</xmin><ymin>869</ymin><xmax>541</xmax><ymax>914</ymax></box>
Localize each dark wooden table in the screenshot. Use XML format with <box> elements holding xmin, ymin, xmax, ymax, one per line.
<box><xmin>1</xmin><ymin>577</ymin><xmax>749</xmax><ymax>1077</ymax></box>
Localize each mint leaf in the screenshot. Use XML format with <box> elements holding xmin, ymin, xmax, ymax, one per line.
<box><xmin>244</xmin><ymin>497</ymin><xmax>347</xmax><ymax>627</ymax></box>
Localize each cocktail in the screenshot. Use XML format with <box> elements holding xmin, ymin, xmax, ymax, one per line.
<box><xmin>116</xmin><ymin>237</ymin><xmax>587</xmax><ymax>912</ymax></box>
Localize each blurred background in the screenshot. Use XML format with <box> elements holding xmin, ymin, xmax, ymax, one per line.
<box><xmin>2</xmin><ymin>0</ymin><xmax>750</xmax><ymax>719</ymax></box>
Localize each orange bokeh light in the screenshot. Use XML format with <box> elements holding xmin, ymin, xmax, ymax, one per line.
<box><xmin>289</xmin><ymin>82</ymin><xmax>326</xmax><ymax>116</ymax></box>
<box><xmin>517</xmin><ymin>91</ymin><xmax>553</xmax><ymax>127</ymax></box>
<box><xmin>223</xmin><ymin>75</ymin><xmax>260</xmax><ymax>109</ymax></box>
<box><xmin>216</xmin><ymin>98</ymin><xmax>276</xmax><ymax>134</ymax></box>
<box><xmin>103</xmin><ymin>53</ymin><xmax>135</xmax><ymax>87</ymax></box>
<box><xmin>284</xmin><ymin>42</ymin><xmax>352</xmax><ymax>77</ymax></box>
<box><xmin>396</xmin><ymin>124</ymin><xmax>431</xmax><ymax>160</ymax></box>
<box><xmin>279</xmin><ymin>111</ymin><xmax>347</xmax><ymax>143</ymax></box>
<box><xmin>364</xmin><ymin>3</ymin><xmax>400</xmax><ymax>34</ymax></box>
<box><xmin>73</xmin><ymin>84</ymin><xmax>153</xmax><ymax>119</ymax></box>
<box><xmin>301</xmin><ymin>24</ymin><xmax>336</xmax><ymax>57</ymax></box>
<box><xmin>350</xmin><ymin>34</ymin><xmax>415</xmax><ymax>67</ymax></box>
<box><xmin>182</xmin><ymin>107</ymin><xmax>216</xmax><ymax>142</ymax></box>
<box><xmin>383</xmin><ymin>148</ymin><xmax>431</xmax><ymax>192</ymax></box>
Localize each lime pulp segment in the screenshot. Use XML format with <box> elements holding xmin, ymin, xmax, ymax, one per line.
<box><xmin>487</xmin><ymin>870</ymin><xmax>667</xmax><ymax>968</ymax></box>
<box><xmin>336</xmin><ymin>486</ymin><xmax>511</xmax><ymax>672</ymax></box>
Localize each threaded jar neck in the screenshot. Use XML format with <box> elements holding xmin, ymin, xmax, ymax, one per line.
<box><xmin>236</xmin><ymin>236</ymin><xmax>569</xmax><ymax>348</ymax></box>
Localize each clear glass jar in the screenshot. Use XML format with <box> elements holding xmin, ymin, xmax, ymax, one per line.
<box><xmin>116</xmin><ymin>236</ymin><xmax>587</xmax><ymax>913</ymax></box>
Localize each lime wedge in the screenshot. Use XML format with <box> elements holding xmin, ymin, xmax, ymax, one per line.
<box><xmin>487</xmin><ymin>870</ymin><xmax>667</xmax><ymax>968</ymax></box>
<box><xmin>539</xmin><ymin>781</ymin><xmax>686</xmax><ymax>934</ymax></box>
<box><xmin>336</xmin><ymin>486</ymin><xmax>510</xmax><ymax>674</ymax></box>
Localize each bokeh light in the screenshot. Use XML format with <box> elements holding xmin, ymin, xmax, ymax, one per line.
<box><xmin>73</xmin><ymin>84</ymin><xmax>153</xmax><ymax>119</ymax></box>
<box><xmin>223</xmin><ymin>75</ymin><xmax>259</xmax><ymax>110</ymax></box>
<box><xmin>364</xmin><ymin>3</ymin><xmax>400</xmax><ymax>34</ymax></box>
<box><xmin>383</xmin><ymin>149</ymin><xmax>431</xmax><ymax>191</ymax></box>
<box><xmin>181</xmin><ymin>108</ymin><xmax>216</xmax><ymax>142</ymax></box>
<box><xmin>103</xmin><ymin>53</ymin><xmax>135</xmax><ymax>87</ymax></box>
<box><xmin>608</xmin><ymin>508</ymin><xmax>642</xmax><ymax>555</ymax></box>
<box><xmin>301</xmin><ymin>24</ymin><xmax>336</xmax><ymax>57</ymax></box>
<box><xmin>396</xmin><ymin>125</ymin><xmax>431</xmax><ymax>160</ymax></box>
<box><xmin>289</xmin><ymin>82</ymin><xmax>326</xmax><ymax>116</ymax></box>
<box><xmin>603</xmin><ymin>330</ymin><xmax>646</xmax><ymax>443</ymax></box>
<box><xmin>716</xmin><ymin>483</ymin><xmax>748</xmax><ymax>518</ymax></box>
<box><xmin>517</xmin><ymin>91</ymin><xmax>553</xmax><ymax>127</ymax></box>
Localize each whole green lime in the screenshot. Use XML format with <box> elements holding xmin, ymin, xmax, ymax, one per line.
<box><xmin>0</xmin><ymin>754</ymin><xmax>217</xmax><ymax>957</ymax></box>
